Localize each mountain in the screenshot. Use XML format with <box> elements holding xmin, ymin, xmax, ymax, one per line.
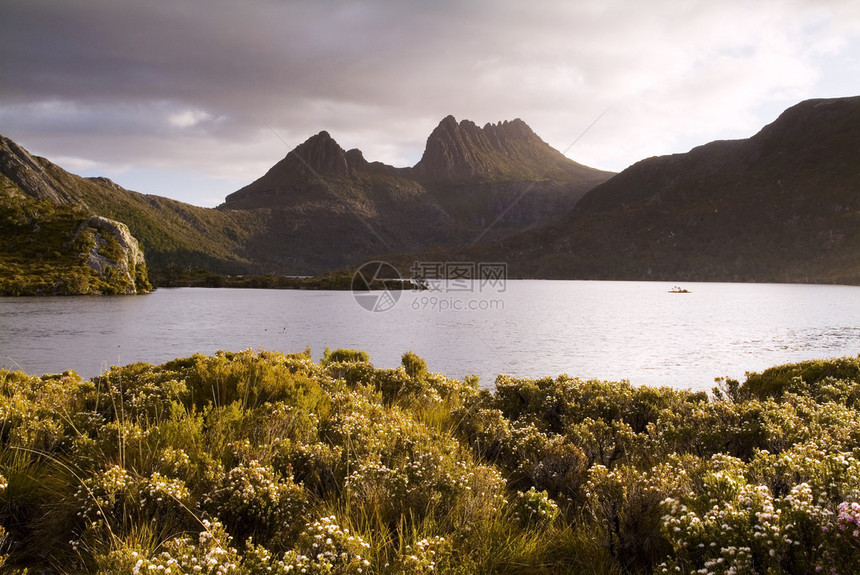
<box><xmin>1</xmin><ymin>117</ymin><xmax>612</xmax><ymax>280</ymax></box>
<box><xmin>407</xmin><ymin>117</ymin><xmax>614</xmax><ymax>237</ymax></box>
<box><xmin>218</xmin><ymin>118</ymin><xmax>613</xmax><ymax>272</ymax></box>
<box><xmin>474</xmin><ymin>96</ymin><xmax>860</xmax><ymax>284</ymax></box>
<box><xmin>220</xmin><ymin>131</ymin><xmax>458</xmax><ymax>273</ymax></box>
<box><xmin>6</xmin><ymin>97</ymin><xmax>860</xmax><ymax>287</ymax></box>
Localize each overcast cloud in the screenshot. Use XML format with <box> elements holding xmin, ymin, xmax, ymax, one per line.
<box><xmin>2</xmin><ymin>0</ymin><xmax>859</xmax><ymax>206</ymax></box>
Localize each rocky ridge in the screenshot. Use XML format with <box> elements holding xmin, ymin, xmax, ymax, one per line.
<box><xmin>411</xmin><ymin>116</ymin><xmax>600</xmax><ymax>183</ymax></box>
<box><xmin>0</xmin><ymin>135</ymin><xmax>80</xmax><ymax>205</ymax></box>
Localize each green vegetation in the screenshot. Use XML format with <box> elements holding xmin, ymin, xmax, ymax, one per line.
<box><xmin>41</xmin><ymin>174</ymin><xmax>257</xmax><ymax>276</ymax></box>
<box><xmin>0</xmin><ymin>188</ymin><xmax>151</xmax><ymax>295</ymax></box>
<box><xmin>2</xmin><ymin>352</ymin><xmax>860</xmax><ymax>573</ymax></box>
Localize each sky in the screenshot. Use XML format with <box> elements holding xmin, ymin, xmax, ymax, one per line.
<box><xmin>2</xmin><ymin>0</ymin><xmax>859</xmax><ymax>208</ymax></box>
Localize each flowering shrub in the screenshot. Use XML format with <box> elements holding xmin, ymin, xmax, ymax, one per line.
<box><xmin>511</xmin><ymin>435</ymin><xmax>588</xmax><ymax>504</ymax></box>
<box><xmin>8</xmin><ymin>414</ymin><xmax>66</xmax><ymax>451</ymax></box>
<box><xmin>109</xmin><ymin>520</ymin><xmax>243</xmax><ymax>575</ymax></box>
<box><xmin>74</xmin><ymin>464</ymin><xmax>136</xmax><ymax>524</ymax></box>
<box><xmin>203</xmin><ymin>460</ymin><xmax>307</xmax><ymax>546</ymax></box>
<box><xmin>585</xmin><ymin>463</ymin><xmax>681</xmax><ymax>568</ymax></box>
<box><xmin>511</xmin><ymin>487</ymin><xmax>559</xmax><ymax>527</ymax></box>
<box><xmin>387</xmin><ymin>536</ymin><xmax>448</xmax><ymax>574</ymax></box>
<box><xmin>278</xmin><ymin>515</ymin><xmax>372</xmax><ymax>574</ymax></box>
<box><xmin>453</xmin><ymin>464</ymin><xmax>507</xmax><ymax>525</ymax></box>
<box><xmin>286</xmin><ymin>440</ymin><xmax>344</xmax><ymax>498</ymax></box>
<box><xmin>156</xmin><ymin>447</ymin><xmax>194</xmax><ymax>478</ymax></box>
<box><xmin>659</xmin><ymin>466</ymin><xmax>860</xmax><ymax>574</ymax></box>
<box><xmin>453</xmin><ymin>407</ymin><xmax>511</xmax><ymax>461</ymax></box>
<box><xmin>72</xmin><ymin>464</ymin><xmax>194</xmax><ymax>557</ymax></box>
<box><xmin>0</xmin><ymin>372</ymin><xmax>81</xmax><ymax>452</ymax></box>
<box><xmin>139</xmin><ymin>471</ymin><xmax>192</xmax><ymax>515</ymax></box>
<box><xmin>830</xmin><ymin>500</ymin><xmax>860</xmax><ymax>564</ymax></box>
<box><xmin>566</xmin><ymin>417</ymin><xmax>642</xmax><ymax>468</ymax></box>
<box><xmin>322</xmin><ymin>348</ymin><xmax>375</xmax><ymax>386</ymax></box>
<box><xmin>186</xmin><ymin>349</ymin><xmax>329</xmax><ymax>412</ymax></box>
<box><xmin>748</xmin><ymin>442</ymin><xmax>860</xmax><ymax>502</ymax></box>
<box><xmin>344</xmin><ymin>434</ymin><xmax>479</xmax><ymax>524</ymax></box>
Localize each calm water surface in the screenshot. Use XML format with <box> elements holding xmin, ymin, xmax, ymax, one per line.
<box><xmin>1</xmin><ymin>281</ymin><xmax>859</xmax><ymax>392</ymax></box>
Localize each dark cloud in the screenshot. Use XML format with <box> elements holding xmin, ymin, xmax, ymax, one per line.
<box><xmin>1</xmin><ymin>0</ymin><xmax>859</xmax><ymax>206</ymax></box>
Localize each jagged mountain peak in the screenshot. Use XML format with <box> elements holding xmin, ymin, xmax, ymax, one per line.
<box><xmin>483</xmin><ymin>117</ymin><xmax>533</xmax><ymax>134</ymax></box>
<box><xmin>288</xmin><ymin>130</ymin><xmax>351</xmax><ymax>177</ymax></box>
<box><xmin>412</xmin><ymin>115</ymin><xmax>601</xmax><ymax>183</ymax></box>
<box><xmin>275</xmin><ymin>130</ymin><xmax>371</xmax><ymax>176</ymax></box>
<box><xmin>425</xmin><ymin>115</ymin><xmax>536</xmax><ymax>144</ymax></box>
<box><xmin>247</xmin><ymin>130</ymin><xmax>366</xmax><ymax>180</ymax></box>
<box><xmin>224</xmin><ymin>131</ymin><xmax>369</xmax><ymax>207</ymax></box>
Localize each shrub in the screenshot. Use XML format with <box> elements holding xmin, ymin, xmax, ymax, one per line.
<box><xmin>103</xmin><ymin>520</ymin><xmax>243</xmax><ymax>575</ymax></box>
<box><xmin>203</xmin><ymin>460</ymin><xmax>307</xmax><ymax>548</ymax></box>
<box><xmin>511</xmin><ymin>487</ymin><xmax>559</xmax><ymax>527</ymax></box>
<box><xmin>277</xmin><ymin>515</ymin><xmax>372</xmax><ymax>574</ymax></box>
<box><xmin>323</xmin><ymin>348</ymin><xmax>371</xmax><ymax>365</ymax></box>
<box><xmin>401</xmin><ymin>351</ymin><xmax>428</xmax><ymax>380</ymax></box>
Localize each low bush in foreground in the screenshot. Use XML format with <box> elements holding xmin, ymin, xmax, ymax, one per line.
<box><xmin>1</xmin><ymin>351</ymin><xmax>860</xmax><ymax>573</ymax></box>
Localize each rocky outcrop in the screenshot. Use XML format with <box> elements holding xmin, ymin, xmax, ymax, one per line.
<box><xmin>73</xmin><ymin>216</ymin><xmax>151</xmax><ymax>294</ymax></box>
<box><xmin>413</xmin><ymin>116</ymin><xmax>530</xmax><ymax>180</ymax></box>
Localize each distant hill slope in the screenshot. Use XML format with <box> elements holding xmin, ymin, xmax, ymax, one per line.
<box><xmin>475</xmin><ymin>96</ymin><xmax>860</xmax><ymax>284</ymax></box>
<box><xmin>0</xmin><ymin>134</ymin><xmax>254</xmax><ymax>276</ymax></box>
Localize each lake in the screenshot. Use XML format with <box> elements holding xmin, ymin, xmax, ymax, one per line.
<box><xmin>1</xmin><ymin>281</ymin><xmax>859</xmax><ymax>392</ymax></box>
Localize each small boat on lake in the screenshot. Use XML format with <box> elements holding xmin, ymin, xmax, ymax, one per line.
<box><xmin>668</xmin><ymin>286</ymin><xmax>691</xmax><ymax>293</ymax></box>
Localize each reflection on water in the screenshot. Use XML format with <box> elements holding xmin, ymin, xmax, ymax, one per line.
<box><xmin>1</xmin><ymin>281</ymin><xmax>859</xmax><ymax>392</ymax></box>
